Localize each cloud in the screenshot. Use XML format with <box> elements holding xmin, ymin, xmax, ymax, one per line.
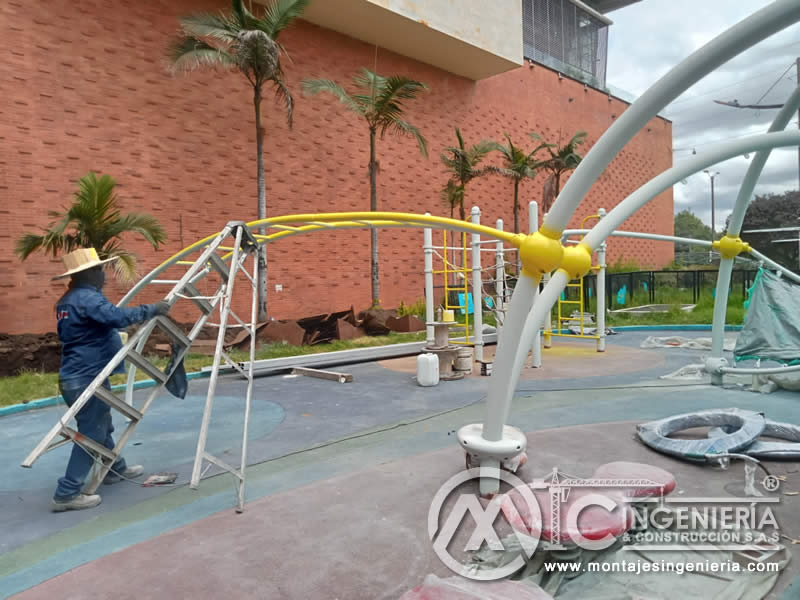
<box><xmin>606</xmin><ymin>0</ymin><xmax>800</xmax><ymax>227</ymax></box>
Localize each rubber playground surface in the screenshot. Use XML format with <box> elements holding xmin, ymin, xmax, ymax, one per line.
<box><xmin>1</xmin><ymin>329</ymin><xmax>799</xmax><ymax>599</ymax></box>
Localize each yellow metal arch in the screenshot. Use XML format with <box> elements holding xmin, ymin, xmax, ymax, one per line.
<box><xmin>156</xmin><ymin>211</ymin><xmax>520</xmax><ymax>271</ymax></box>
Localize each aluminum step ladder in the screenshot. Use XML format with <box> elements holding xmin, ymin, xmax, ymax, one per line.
<box><xmin>22</xmin><ymin>221</ymin><xmax>260</xmax><ymax>512</ymax></box>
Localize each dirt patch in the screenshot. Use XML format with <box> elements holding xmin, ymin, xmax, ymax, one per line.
<box><xmin>0</xmin><ymin>333</ymin><xmax>62</xmax><ymax>377</ymax></box>
<box><xmin>0</xmin><ymin>306</ymin><xmax>415</xmax><ymax>377</ymax></box>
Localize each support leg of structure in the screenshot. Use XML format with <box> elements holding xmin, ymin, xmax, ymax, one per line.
<box><xmin>708</xmin><ymin>86</ymin><xmax>800</xmax><ymax>385</ymax></box>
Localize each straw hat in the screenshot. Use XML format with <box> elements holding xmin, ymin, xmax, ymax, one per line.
<box><xmin>52</xmin><ymin>248</ymin><xmax>118</xmax><ymax>280</ymax></box>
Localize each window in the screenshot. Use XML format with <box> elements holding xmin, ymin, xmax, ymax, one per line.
<box><xmin>522</xmin><ymin>0</ymin><xmax>609</xmax><ymax>88</ymax></box>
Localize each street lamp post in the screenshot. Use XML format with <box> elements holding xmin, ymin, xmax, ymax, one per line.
<box><xmin>704</xmin><ymin>170</ymin><xmax>720</xmax><ymax>263</ymax></box>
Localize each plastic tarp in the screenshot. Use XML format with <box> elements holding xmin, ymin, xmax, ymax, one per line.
<box><xmin>735</xmin><ymin>269</ymin><xmax>800</xmax><ymax>364</ymax></box>
<box><xmin>399</xmin><ymin>574</ymin><xmax>551</xmax><ymax>600</ymax></box>
<box><xmin>641</xmin><ymin>336</ymin><xmax>736</xmax><ymax>351</ymax></box>
<box><xmin>556</xmin><ymin>541</ymin><xmax>789</xmax><ymax>600</ymax></box>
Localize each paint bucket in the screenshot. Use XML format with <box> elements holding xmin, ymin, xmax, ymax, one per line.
<box><xmin>417</xmin><ymin>353</ymin><xmax>439</xmax><ymax>386</ymax></box>
<box><xmin>442</xmin><ymin>309</ymin><xmax>455</xmax><ymax>322</ymax></box>
<box><xmin>454</xmin><ymin>347</ymin><xmax>473</xmax><ymax>372</ymax></box>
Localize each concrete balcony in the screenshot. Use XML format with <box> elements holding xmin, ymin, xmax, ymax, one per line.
<box><xmin>299</xmin><ymin>0</ymin><xmax>523</xmax><ymax>80</ymax></box>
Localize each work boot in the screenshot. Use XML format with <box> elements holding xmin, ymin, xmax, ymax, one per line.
<box><xmin>103</xmin><ymin>464</ymin><xmax>144</xmax><ymax>485</ymax></box>
<box><xmin>52</xmin><ymin>493</ymin><xmax>102</xmax><ymax>512</ymax></box>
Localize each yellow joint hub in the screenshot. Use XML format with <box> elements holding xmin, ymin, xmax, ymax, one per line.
<box><xmin>519</xmin><ymin>229</ymin><xmax>564</xmax><ymax>277</ymax></box>
<box><xmin>713</xmin><ymin>235</ymin><xmax>751</xmax><ymax>260</ymax></box>
<box><xmin>558</xmin><ymin>243</ymin><xmax>593</xmax><ymax>280</ymax></box>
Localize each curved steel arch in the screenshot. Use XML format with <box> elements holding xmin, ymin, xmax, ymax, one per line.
<box><xmin>476</xmin><ymin>130</ymin><xmax>800</xmax><ymax>483</ymax></box>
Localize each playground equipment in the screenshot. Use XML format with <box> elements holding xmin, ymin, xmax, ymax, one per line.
<box><xmin>543</xmin><ymin>210</ymin><xmax>607</xmax><ymax>352</ymax></box>
<box><xmin>21</xmin><ymin>0</ymin><xmax>800</xmax><ymax>506</ymax></box>
<box><xmin>422</xmin><ymin>207</ymin><xmax>522</xmax><ymax>364</ymax></box>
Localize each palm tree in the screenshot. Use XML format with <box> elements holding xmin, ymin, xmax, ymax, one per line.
<box><xmin>489</xmin><ymin>134</ymin><xmax>549</xmax><ymax>234</ymax></box>
<box><xmin>303</xmin><ymin>68</ymin><xmax>428</xmax><ymax>308</ymax></box>
<box><xmin>16</xmin><ymin>173</ymin><xmax>166</xmax><ymax>283</ymax></box>
<box><xmin>168</xmin><ymin>0</ymin><xmax>310</xmax><ymax>321</ymax></box>
<box><xmin>440</xmin><ymin>128</ymin><xmax>497</xmax><ymax>221</ymax></box>
<box><xmin>533</xmin><ymin>130</ymin><xmax>587</xmax><ymax>213</ymax></box>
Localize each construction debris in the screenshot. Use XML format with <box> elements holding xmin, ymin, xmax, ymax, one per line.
<box><xmin>358</xmin><ymin>308</ymin><xmax>399</xmax><ymax>336</ymax></box>
<box><xmin>641</xmin><ymin>335</ymin><xmax>736</xmax><ymax>351</ymax></box>
<box><xmin>257</xmin><ymin>320</ymin><xmax>305</xmax><ymax>347</ymax></box>
<box><xmin>385</xmin><ymin>314</ymin><xmax>426</xmax><ymax>333</ymax></box>
<box><xmin>291</xmin><ymin>367</ymin><xmax>353</xmax><ymax>384</ymax></box>
<box><xmin>142</xmin><ymin>472</ymin><xmax>178</xmax><ymax>486</ymax></box>
<box><xmin>298</xmin><ymin>307</ymin><xmax>363</xmax><ymax>345</ymax></box>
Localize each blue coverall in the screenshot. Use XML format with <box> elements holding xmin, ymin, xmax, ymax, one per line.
<box><xmin>54</xmin><ymin>283</ymin><xmax>159</xmax><ymax>500</ymax></box>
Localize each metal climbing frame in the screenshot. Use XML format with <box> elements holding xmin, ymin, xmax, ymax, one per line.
<box><xmin>22</xmin><ymin>221</ymin><xmax>259</xmax><ymax>512</ymax></box>
<box><xmin>436</xmin><ymin>229</ymin><xmax>471</xmax><ymax>345</ymax></box>
<box><xmin>543</xmin><ymin>212</ymin><xmax>606</xmax><ymax>352</ymax></box>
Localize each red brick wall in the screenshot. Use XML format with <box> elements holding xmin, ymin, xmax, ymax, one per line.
<box><xmin>0</xmin><ymin>0</ymin><xmax>673</xmax><ymax>335</ymax></box>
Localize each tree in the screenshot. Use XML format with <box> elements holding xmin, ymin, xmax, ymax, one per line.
<box><xmin>534</xmin><ymin>130</ymin><xmax>586</xmax><ymax>213</ymax></box>
<box><xmin>303</xmin><ymin>68</ymin><xmax>428</xmax><ymax>308</ymax></box>
<box><xmin>440</xmin><ymin>128</ymin><xmax>497</xmax><ymax>221</ymax></box>
<box><xmin>674</xmin><ymin>209</ymin><xmax>714</xmax><ymax>261</ymax></box>
<box><xmin>737</xmin><ymin>191</ymin><xmax>800</xmax><ymax>270</ymax></box>
<box><xmin>168</xmin><ymin>0</ymin><xmax>310</xmax><ymax>320</ymax></box>
<box><xmin>488</xmin><ymin>134</ymin><xmax>549</xmax><ymax>233</ymax></box>
<box><xmin>16</xmin><ymin>173</ymin><xmax>167</xmax><ymax>283</ymax></box>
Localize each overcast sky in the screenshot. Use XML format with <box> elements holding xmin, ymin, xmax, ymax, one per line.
<box><xmin>606</xmin><ymin>0</ymin><xmax>800</xmax><ymax>232</ymax></box>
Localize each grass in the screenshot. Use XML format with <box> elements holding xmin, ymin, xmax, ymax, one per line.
<box><xmin>0</xmin><ymin>331</ymin><xmax>427</xmax><ymax>409</ymax></box>
<box><xmin>0</xmin><ymin>286</ymin><xmax>750</xmax><ymax>408</ymax></box>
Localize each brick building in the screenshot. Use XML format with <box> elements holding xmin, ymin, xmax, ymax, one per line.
<box><xmin>0</xmin><ymin>0</ymin><xmax>672</xmax><ymax>335</ymax></box>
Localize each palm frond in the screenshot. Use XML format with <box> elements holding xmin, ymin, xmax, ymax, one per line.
<box><xmin>470</xmin><ymin>139</ymin><xmax>501</xmax><ymax>161</ymax></box>
<box><xmin>484</xmin><ymin>165</ymin><xmax>516</xmax><ymax>180</ymax></box>
<box><xmin>15</xmin><ymin>233</ymin><xmax>47</xmax><ymax>260</ymax></box>
<box><xmin>302</xmin><ymin>78</ymin><xmax>365</xmax><ymax>116</ymax></box>
<box><xmin>382</xmin><ymin>119</ymin><xmax>428</xmax><ymax>157</ymax></box>
<box><xmin>567</xmin><ymin>130</ymin><xmax>587</xmax><ymax>148</ymax></box>
<box><xmin>106</xmin><ymin>213</ymin><xmax>167</xmax><ymax>249</ymax></box>
<box><xmin>108</xmin><ymin>249</ymin><xmax>139</xmax><ymax>285</ymax></box>
<box><xmin>353</xmin><ymin>67</ymin><xmax>385</xmax><ymax>93</ymax></box>
<box><xmin>529</xmin><ymin>132</ymin><xmax>557</xmax><ymax>158</ymax></box>
<box><xmin>455</xmin><ymin>127</ymin><xmax>466</xmax><ymax>151</ymax></box>
<box><xmin>271</xmin><ymin>74</ymin><xmax>294</xmax><ymax>127</ymax></box>
<box><xmin>168</xmin><ymin>37</ymin><xmax>234</xmax><ymax>72</ymax></box>
<box><xmin>375</xmin><ymin>76</ymin><xmax>427</xmax><ymax>112</ymax></box>
<box><xmin>179</xmin><ymin>13</ymin><xmax>239</xmax><ymax>43</ymax></box>
<box><xmin>260</xmin><ymin>0</ymin><xmax>311</xmax><ymax>39</ymax></box>
<box><xmin>441</xmin><ymin>180</ymin><xmax>464</xmax><ymax>212</ymax></box>
<box><xmin>231</xmin><ymin>0</ymin><xmax>256</xmax><ymax>28</ymax></box>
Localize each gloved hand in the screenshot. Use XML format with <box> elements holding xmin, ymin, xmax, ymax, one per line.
<box><xmin>153</xmin><ymin>300</ymin><xmax>171</xmax><ymax>317</ymax></box>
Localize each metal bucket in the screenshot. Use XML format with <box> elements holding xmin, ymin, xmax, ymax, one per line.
<box><xmin>454</xmin><ymin>347</ymin><xmax>473</xmax><ymax>372</ymax></box>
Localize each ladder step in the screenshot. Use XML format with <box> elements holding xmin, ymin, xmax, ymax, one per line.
<box><xmin>202</xmin><ymin>451</ymin><xmax>243</xmax><ymax>480</ymax></box>
<box><xmin>182</xmin><ymin>282</ymin><xmax>214</xmax><ymax>314</ymax></box>
<box><xmin>126</xmin><ymin>350</ymin><xmax>168</xmax><ymax>384</ymax></box>
<box><xmin>155</xmin><ymin>316</ymin><xmax>192</xmax><ymax>348</ymax></box>
<box><xmin>94</xmin><ymin>386</ymin><xmax>143</xmax><ymax>422</ymax></box>
<box><xmin>559</xmin><ymin>300</ymin><xmax>581</xmax><ymax>304</ymax></box>
<box><xmin>208</xmin><ymin>253</ymin><xmax>230</xmax><ymax>280</ymax></box>
<box><xmin>60</xmin><ymin>427</ymin><xmax>117</xmax><ymax>462</ymax></box>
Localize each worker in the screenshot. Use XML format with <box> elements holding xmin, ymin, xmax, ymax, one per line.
<box><xmin>51</xmin><ymin>248</ymin><xmax>170</xmax><ymax>512</ymax></box>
